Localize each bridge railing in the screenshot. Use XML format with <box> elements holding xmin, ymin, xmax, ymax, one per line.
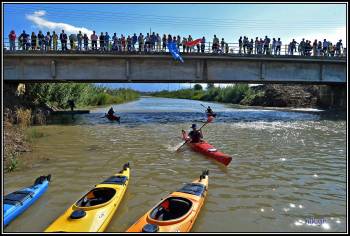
<box><xmin>3</xmin><ymin>38</ymin><xmax>346</xmax><ymax>58</ymax></box>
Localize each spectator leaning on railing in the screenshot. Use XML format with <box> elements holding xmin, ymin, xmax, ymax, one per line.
<box><xmin>9</xmin><ymin>30</ymin><xmax>16</xmax><ymax>51</ymax></box>
<box><xmin>6</xmin><ymin>29</ymin><xmax>345</xmax><ymax>57</ymax></box>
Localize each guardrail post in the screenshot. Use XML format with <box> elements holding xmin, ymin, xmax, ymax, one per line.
<box><xmin>196</xmin><ymin>60</ymin><xmax>201</xmax><ymax>78</ymax></box>
<box><xmin>319</xmin><ymin>63</ymin><xmax>324</xmax><ymax>81</ymax></box>
<box><xmin>260</xmin><ymin>62</ymin><xmax>265</xmax><ymax>80</ymax></box>
<box><xmin>51</xmin><ymin>60</ymin><xmax>56</xmax><ymax>78</ymax></box>
<box><xmin>126</xmin><ymin>59</ymin><xmax>130</xmax><ymax>81</ymax></box>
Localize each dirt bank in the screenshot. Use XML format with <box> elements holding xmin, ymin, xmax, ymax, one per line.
<box><xmin>240</xmin><ymin>84</ymin><xmax>321</xmax><ymax>108</ymax></box>
<box><xmin>3</xmin><ymin>83</ymin><xmax>51</xmax><ymax>171</ymax></box>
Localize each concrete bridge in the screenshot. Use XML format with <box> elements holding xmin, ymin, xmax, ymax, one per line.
<box><xmin>3</xmin><ymin>52</ymin><xmax>347</xmax><ymax>84</ymax></box>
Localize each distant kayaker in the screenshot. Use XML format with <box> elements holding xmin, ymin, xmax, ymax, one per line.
<box><xmin>67</xmin><ymin>100</ymin><xmax>75</xmax><ymax>111</ymax></box>
<box><xmin>107</xmin><ymin>107</ymin><xmax>115</xmax><ymax>116</ymax></box>
<box><xmin>188</xmin><ymin>124</ymin><xmax>203</xmax><ymax>143</ymax></box>
<box><xmin>206</xmin><ymin>106</ymin><xmax>216</xmax><ymax>118</ymax></box>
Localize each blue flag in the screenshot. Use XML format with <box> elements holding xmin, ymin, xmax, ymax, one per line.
<box><xmin>167</xmin><ymin>42</ymin><xmax>184</xmax><ymax>63</ymax></box>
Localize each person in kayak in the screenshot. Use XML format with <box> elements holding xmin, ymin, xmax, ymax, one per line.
<box><xmin>188</xmin><ymin>124</ymin><xmax>203</xmax><ymax>143</ymax></box>
<box><xmin>107</xmin><ymin>107</ymin><xmax>115</xmax><ymax>116</ymax></box>
<box><xmin>206</xmin><ymin>106</ymin><xmax>217</xmax><ymax>118</ymax></box>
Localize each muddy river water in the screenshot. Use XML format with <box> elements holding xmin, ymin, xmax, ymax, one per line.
<box><xmin>4</xmin><ymin>97</ymin><xmax>346</xmax><ymax>232</ymax></box>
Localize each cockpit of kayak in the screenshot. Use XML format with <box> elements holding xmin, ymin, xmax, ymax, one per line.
<box><xmin>76</xmin><ymin>188</ymin><xmax>116</xmax><ymax>208</ymax></box>
<box><xmin>149</xmin><ymin>197</ymin><xmax>193</xmax><ymax>221</ymax></box>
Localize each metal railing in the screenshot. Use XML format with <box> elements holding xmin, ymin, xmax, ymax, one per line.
<box><xmin>3</xmin><ymin>38</ymin><xmax>346</xmax><ymax>58</ymax></box>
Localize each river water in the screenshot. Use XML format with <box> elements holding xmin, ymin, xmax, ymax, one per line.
<box><xmin>4</xmin><ymin>97</ymin><xmax>347</xmax><ymax>232</ymax></box>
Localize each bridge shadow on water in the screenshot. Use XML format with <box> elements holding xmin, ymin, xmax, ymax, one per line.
<box><xmin>46</xmin><ymin>110</ymin><xmax>323</xmax><ymax>127</ymax></box>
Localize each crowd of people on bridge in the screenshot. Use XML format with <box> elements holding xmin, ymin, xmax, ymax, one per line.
<box><xmin>7</xmin><ymin>29</ymin><xmax>345</xmax><ymax>57</ymax></box>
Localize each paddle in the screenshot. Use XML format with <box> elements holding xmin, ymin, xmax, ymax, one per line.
<box><xmin>176</xmin><ymin>121</ymin><xmax>210</xmax><ymax>152</ymax></box>
<box><xmin>100</xmin><ymin>113</ymin><xmax>107</xmax><ymax>118</ymax></box>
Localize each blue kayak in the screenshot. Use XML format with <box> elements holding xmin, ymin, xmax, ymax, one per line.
<box><xmin>4</xmin><ymin>174</ymin><xmax>51</xmax><ymax>226</ymax></box>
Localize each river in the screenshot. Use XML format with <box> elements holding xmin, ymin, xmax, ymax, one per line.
<box><xmin>4</xmin><ymin>97</ymin><xmax>347</xmax><ymax>232</ymax></box>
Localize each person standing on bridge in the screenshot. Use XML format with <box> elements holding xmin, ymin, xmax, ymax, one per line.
<box><xmin>335</xmin><ymin>39</ymin><xmax>343</xmax><ymax>56</ymax></box>
<box><xmin>38</xmin><ymin>31</ymin><xmax>44</xmax><ymax>51</ymax></box>
<box><xmin>60</xmin><ymin>30</ymin><xmax>68</xmax><ymax>51</ymax></box>
<box><xmin>99</xmin><ymin>32</ymin><xmax>105</xmax><ymax>51</ymax></box>
<box><xmin>45</xmin><ymin>32</ymin><xmax>51</xmax><ymax>51</ymax></box>
<box><xmin>83</xmin><ymin>33</ymin><xmax>89</xmax><ymax>51</ymax></box>
<box><xmin>52</xmin><ymin>31</ymin><xmax>58</xmax><ymax>51</ymax></box>
<box><xmin>138</xmin><ymin>33</ymin><xmax>144</xmax><ymax>52</ymax></box>
<box><xmin>30</xmin><ymin>32</ymin><xmax>37</xmax><ymax>50</ymax></box>
<box><xmin>276</xmin><ymin>38</ymin><xmax>282</xmax><ymax>55</ymax></box>
<box><xmin>121</xmin><ymin>34</ymin><xmax>126</xmax><ymax>52</ymax></box>
<box><xmin>77</xmin><ymin>31</ymin><xmax>83</xmax><ymax>51</ymax></box>
<box><xmin>220</xmin><ymin>38</ymin><xmax>225</xmax><ymax>54</ymax></box>
<box><xmin>91</xmin><ymin>31</ymin><xmax>98</xmax><ymax>51</ymax></box>
<box><xmin>201</xmin><ymin>37</ymin><xmax>206</xmax><ymax>53</ymax></box>
<box><xmin>254</xmin><ymin>37</ymin><xmax>259</xmax><ymax>54</ymax></box>
<box><xmin>272</xmin><ymin>38</ymin><xmax>276</xmax><ymax>55</ymax></box>
<box><xmin>127</xmin><ymin>35</ymin><xmax>132</xmax><ymax>52</ymax></box>
<box><xmin>322</xmin><ymin>39</ymin><xmax>328</xmax><ymax>56</ymax></box>
<box><xmin>9</xmin><ymin>30</ymin><xmax>16</xmax><ymax>51</ymax></box>
<box><xmin>105</xmin><ymin>32</ymin><xmax>110</xmax><ymax>51</ymax></box>
<box><xmin>238</xmin><ymin>36</ymin><xmax>243</xmax><ymax>54</ymax></box>
<box><xmin>312</xmin><ymin>39</ymin><xmax>317</xmax><ymax>56</ymax></box>
<box><xmin>156</xmin><ymin>33</ymin><xmax>162</xmax><ymax>52</ymax></box>
<box><xmin>132</xmin><ymin>33</ymin><xmax>138</xmax><ymax>52</ymax></box>
<box><xmin>181</xmin><ymin>37</ymin><xmax>187</xmax><ymax>53</ymax></box>
<box><xmin>263</xmin><ymin>36</ymin><xmax>270</xmax><ymax>55</ymax></box>
<box><xmin>112</xmin><ymin>33</ymin><xmax>118</xmax><ymax>51</ymax></box>
<box><xmin>212</xmin><ymin>35</ymin><xmax>219</xmax><ymax>53</ymax></box>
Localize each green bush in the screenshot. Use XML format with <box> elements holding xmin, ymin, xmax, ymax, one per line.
<box><xmin>25</xmin><ymin>83</ymin><xmax>140</xmax><ymax>108</ymax></box>
<box><xmin>151</xmin><ymin>84</ymin><xmax>257</xmax><ymax>105</ymax></box>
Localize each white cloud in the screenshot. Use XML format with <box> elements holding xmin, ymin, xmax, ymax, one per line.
<box><xmin>26</xmin><ymin>10</ymin><xmax>93</xmax><ymax>35</ymax></box>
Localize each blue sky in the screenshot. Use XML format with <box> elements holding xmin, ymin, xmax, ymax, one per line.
<box><xmin>3</xmin><ymin>3</ymin><xmax>347</xmax><ymax>91</ymax></box>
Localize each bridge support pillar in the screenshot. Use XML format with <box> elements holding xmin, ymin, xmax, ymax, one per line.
<box><xmin>319</xmin><ymin>85</ymin><xmax>347</xmax><ymax>109</ymax></box>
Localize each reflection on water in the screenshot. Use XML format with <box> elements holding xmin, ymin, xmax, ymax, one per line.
<box><xmin>4</xmin><ymin>97</ymin><xmax>346</xmax><ymax>232</ymax></box>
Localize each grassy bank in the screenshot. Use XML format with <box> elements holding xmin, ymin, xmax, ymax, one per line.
<box><xmin>25</xmin><ymin>83</ymin><xmax>140</xmax><ymax>109</ymax></box>
<box><xmin>151</xmin><ymin>84</ymin><xmax>260</xmax><ymax>105</ymax></box>
<box><xmin>3</xmin><ymin>83</ymin><xmax>140</xmax><ymax>172</ymax></box>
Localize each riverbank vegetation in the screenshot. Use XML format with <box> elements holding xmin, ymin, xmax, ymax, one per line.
<box><xmin>3</xmin><ymin>82</ymin><xmax>140</xmax><ymax>172</ymax></box>
<box><xmin>151</xmin><ymin>84</ymin><xmax>262</xmax><ymax>104</ymax></box>
<box><xmin>151</xmin><ymin>83</ymin><xmax>322</xmax><ymax>108</ymax></box>
<box><xmin>25</xmin><ymin>83</ymin><xmax>140</xmax><ymax>109</ymax></box>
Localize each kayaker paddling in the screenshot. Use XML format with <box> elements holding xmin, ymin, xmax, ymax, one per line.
<box><xmin>107</xmin><ymin>107</ymin><xmax>115</xmax><ymax>116</ymax></box>
<box><xmin>206</xmin><ymin>106</ymin><xmax>216</xmax><ymax>118</ymax></box>
<box><xmin>104</xmin><ymin>107</ymin><xmax>120</xmax><ymax>123</ymax></box>
<box><xmin>188</xmin><ymin>124</ymin><xmax>203</xmax><ymax>143</ymax></box>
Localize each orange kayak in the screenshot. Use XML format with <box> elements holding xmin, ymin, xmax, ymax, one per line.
<box><xmin>126</xmin><ymin>170</ymin><xmax>209</xmax><ymax>232</ymax></box>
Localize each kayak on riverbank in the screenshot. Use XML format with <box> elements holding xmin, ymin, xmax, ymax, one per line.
<box><xmin>126</xmin><ymin>170</ymin><xmax>209</xmax><ymax>232</ymax></box>
<box><xmin>45</xmin><ymin>163</ymin><xmax>130</xmax><ymax>232</ymax></box>
<box><xmin>4</xmin><ymin>175</ymin><xmax>51</xmax><ymax>226</ymax></box>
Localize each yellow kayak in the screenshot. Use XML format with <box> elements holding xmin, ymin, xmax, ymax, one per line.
<box><xmin>45</xmin><ymin>163</ymin><xmax>130</xmax><ymax>232</ymax></box>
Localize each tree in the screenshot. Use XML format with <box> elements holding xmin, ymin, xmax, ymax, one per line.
<box><xmin>206</xmin><ymin>83</ymin><xmax>214</xmax><ymax>89</ymax></box>
<box><xmin>194</xmin><ymin>84</ymin><xmax>203</xmax><ymax>90</ymax></box>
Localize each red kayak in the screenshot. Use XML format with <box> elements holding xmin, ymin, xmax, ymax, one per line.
<box><xmin>106</xmin><ymin>113</ymin><xmax>120</xmax><ymax>122</ymax></box>
<box><xmin>181</xmin><ymin>130</ymin><xmax>232</xmax><ymax>166</ymax></box>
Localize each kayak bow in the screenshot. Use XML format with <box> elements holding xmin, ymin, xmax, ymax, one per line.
<box><xmin>181</xmin><ymin>130</ymin><xmax>232</xmax><ymax>166</ymax></box>
<box><xmin>45</xmin><ymin>163</ymin><xmax>130</xmax><ymax>232</ymax></box>
<box><xmin>126</xmin><ymin>170</ymin><xmax>209</xmax><ymax>232</ymax></box>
